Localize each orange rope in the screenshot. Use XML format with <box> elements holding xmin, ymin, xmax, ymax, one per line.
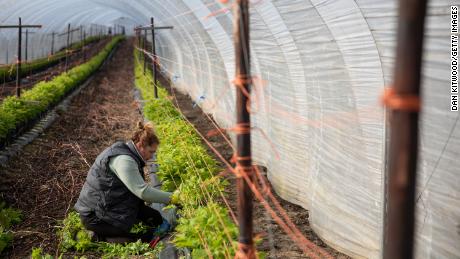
<box><xmin>151</xmin><ymin>52</ymin><xmax>333</xmax><ymax>258</ymax></box>
<box><xmin>381</xmin><ymin>87</ymin><xmax>420</xmax><ymax>112</ymax></box>
<box><xmin>204</xmin><ymin>7</ymin><xmax>231</xmax><ymax>20</ymax></box>
<box><xmin>235</xmin><ymin>242</ymin><xmax>257</xmax><ymax>259</ymax></box>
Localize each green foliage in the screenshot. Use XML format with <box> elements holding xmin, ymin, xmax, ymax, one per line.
<box><xmin>129</xmin><ymin>222</ymin><xmax>149</xmax><ymax>235</ymax></box>
<box><xmin>31</xmin><ymin>247</ymin><xmax>54</xmax><ymax>259</ymax></box>
<box><xmin>0</xmin><ymin>36</ymin><xmax>124</xmax><ymax>142</ymax></box>
<box><xmin>0</xmin><ymin>202</ymin><xmax>22</xmax><ymax>229</ymax></box>
<box><xmin>0</xmin><ymin>201</ymin><xmax>22</xmax><ymax>254</ymax></box>
<box><xmin>58</xmin><ymin>211</ymin><xmax>96</xmax><ymax>252</ymax></box>
<box><xmin>98</xmin><ymin>240</ymin><xmax>162</xmax><ymax>259</ymax></box>
<box><xmin>0</xmin><ymin>227</ymin><xmax>13</xmax><ymax>255</ymax></box>
<box><xmin>133</xmin><ymin>48</ymin><xmax>241</xmax><ymax>257</ymax></box>
<box><xmin>0</xmin><ymin>35</ymin><xmax>109</xmax><ymax>81</ymax></box>
<box><xmin>174</xmin><ymin>202</ymin><xmax>238</xmax><ymax>259</ymax></box>
<box><xmin>56</xmin><ymin>211</ymin><xmax>160</xmax><ymax>258</ymax></box>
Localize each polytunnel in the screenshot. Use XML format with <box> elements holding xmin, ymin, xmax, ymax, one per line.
<box><xmin>0</xmin><ymin>0</ymin><xmax>458</xmax><ymax>258</ymax></box>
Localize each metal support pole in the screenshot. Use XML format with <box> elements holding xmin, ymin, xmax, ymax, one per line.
<box><xmin>51</xmin><ymin>32</ymin><xmax>55</xmax><ymax>55</ymax></box>
<box><xmin>1</xmin><ymin>19</ymin><xmax>41</xmax><ymax>95</ymax></box>
<box><xmin>16</xmin><ymin>17</ymin><xmax>22</xmax><ymax>97</ymax></box>
<box><xmin>151</xmin><ymin>17</ymin><xmax>158</xmax><ymax>98</ymax></box>
<box><xmin>25</xmin><ymin>29</ymin><xmax>28</xmax><ymax>62</ymax></box>
<box><xmin>65</xmin><ymin>23</ymin><xmax>70</xmax><ymax>72</ymax></box>
<box><xmin>83</xmin><ymin>31</ymin><xmax>86</xmax><ymax>62</ymax></box>
<box><xmin>383</xmin><ymin>0</ymin><xmax>427</xmax><ymax>258</ymax></box>
<box><xmin>142</xmin><ymin>30</ymin><xmax>146</xmax><ymax>74</ymax></box>
<box><xmin>5</xmin><ymin>41</ymin><xmax>8</xmax><ymax>64</ymax></box>
<box><xmin>234</xmin><ymin>1</ymin><xmax>255</xmax><ymax>258</ymax></box>
<box><xmin>80</xmin><ymin>25</ymin><xmax>83</xmax><ymax>60</ymax></box>
<box><xmin>135</xmin><ymin>22</ymin><xmax>172</xmax><ymax>99</ymax></box>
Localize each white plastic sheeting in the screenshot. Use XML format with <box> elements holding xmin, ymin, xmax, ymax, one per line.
<box><xmin>0</xmin><ymin>1</ymin><xmax>458</xmax><ymax>258</ymax></box>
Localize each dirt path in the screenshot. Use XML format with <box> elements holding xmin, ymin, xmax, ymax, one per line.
<box><xmin>158</xmin><ymin>74</ymin><xmax>350</xmax><ymax>259</ymax></box>
<box><xmin>0</xmin><ymin>39</ymin><xmax>142</xmax><ymax>258</ymax></box>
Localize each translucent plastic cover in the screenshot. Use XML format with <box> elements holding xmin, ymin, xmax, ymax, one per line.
<box><xmin>0</xmin><ymin>1</ymin><xmax>458</xmax><ymax>258</ymax></box>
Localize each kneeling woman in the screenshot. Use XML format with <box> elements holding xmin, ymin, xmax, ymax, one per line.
<box><xmin>75</xmin><ymin>121</ymin><xmax>172</xmax><ymax>242</ymax></box>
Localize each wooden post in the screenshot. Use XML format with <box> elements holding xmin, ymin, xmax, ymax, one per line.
<box><xmin>383</xmin><ymin>0</ymin><xmax>427</xmax><ymax>258</ymax></box>
<box><xmin>234</xmin><ymin>1</ymin><xmax>255</xmax><ymax>258</ymax></box>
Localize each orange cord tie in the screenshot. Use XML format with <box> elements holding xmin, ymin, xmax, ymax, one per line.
<box><xmin>381</xmin><ymin>87</ymin><xmax>421</xmax><ymax>112</ymax></box>
<box><xmin>204</xmin><ymin>7</ymin><xmax>230</xmax><ymax>20</ymax></box>
<box><xmin>233</xmin><ymin>75</ymin><xmax>268</xmax><ymax>114</ymax></box>
<box><xmin>234</xmin><ymin>165</ymin><xmax>253</xmax><ymax>178</ymax></box>
<box><xmin>233</xmin><ymin>74</ymin><xmax>252</xmax><ymax>96</ymax></box>
<box><xmin>232</xmin><ymin>154</ymin><xmax>252</xmax><ymax>178</ymax></box>
<box><xmin>233</xmin><ymin>122</ymin><xmax>251</xmax><ymax>135</ymax></box>
<box><xmin>235</xmin><ymin>242</ymin><xmax>257</xmax><ymax>259</ymax></box>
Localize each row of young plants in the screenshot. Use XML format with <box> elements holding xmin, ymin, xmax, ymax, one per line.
<box><xmin>32</xmin><ymin>211</ymin><xmax>162</xmax><ymax>259</ymax></box>
<box><xmin>0</xmin><ymin>36</ymin><xmax>123</xmax><ymax>145</ymax></box>
<box><xmin>45</xmin><ymin>48</ymin><xmax>254</xmax><ymax>259</ymax></box>
<box><xmin>0</xmin><ymin>35</ymin><xmax>109</xmax><ymax>81</ymax></box>
<box><xmin>31</xmin><ymin>44</ymin><xmax>163</xmax><ymax>259</ymax></box>
<box><xmin>0</xmin><ymin>200</ymin><xmax>22</xmax><ymax>255</ymax></box>
<box><xmin>133</xmin><ymin>49</ymin><xmax>240</xmax><ymax>258</ymax></box>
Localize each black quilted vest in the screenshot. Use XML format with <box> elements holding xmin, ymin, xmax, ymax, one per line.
<box><xmin>74</xmin><ymin>141</ymin><xmax>145</xmax><ymax>232</ymax></box>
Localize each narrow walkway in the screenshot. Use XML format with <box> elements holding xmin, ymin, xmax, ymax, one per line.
<box><xmin>0</xmin><ymin>39</ymin><xmax>142</xmax><ymax>258</ymax></box>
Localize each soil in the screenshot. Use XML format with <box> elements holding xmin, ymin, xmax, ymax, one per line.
<box><xmin>0</xmin><ymin>37</ymin><xmax>111</xmax><ymax>101</ymax></box>
<box><xmin>0</xmin><ymin>38</ymin><xmax>350</xmax><ymax>258</ymax></box>
<box><xmin>0</xmin><ymin>38</ymin><xmax>142</xmax><ymax>258</ymax></box>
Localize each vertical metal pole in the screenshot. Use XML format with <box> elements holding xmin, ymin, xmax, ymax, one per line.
<box><xmin>83</xmin><ymin>31</ymin><xmax>86</xmax><ymax>62</ymax></box>
<box><xmin>383</xmin><ymin>0</ymin><xmax>427</xmax><ymax>258</ymax></box>
<box><xmin>51</xmin><ymin>32</ymin><xmax>55</xmax><ymax>55</ymax></box>
<box><xmin>6</xmin><ymin>40</ymin><xmax>9</xmax><ymax>64</ymax></box>
<box><xmin>65</xmin><ymin>23</ymin><xmax>70</xmax><ymax>72</ymax></box>
<box><xmin>151</xmin><ymin>17</ymin><xmax>158</xmax><ymax>98</ymax></box>
<box><xmin>16</xmin><ymin>17</ymin><xmax>22</xmax><ymax>97</ymax></box>
<box><xmin>25</xmin><ymin>29</ymin><xmax>28</xmax><ymax>62</ymax></box>
<box><xmin>142</xmin><ymin>30</ymin><xmax>146</xmax><ymax>74</ymax></box>
<box><xmin>234</xmin><ymin>1</ymin><xmax>255</xmax><ymax>258</ymax></box>
<box><xmin>80</xmin><ymin>25</ymin><xmax>83</xmax><ymax>61</ymax></box>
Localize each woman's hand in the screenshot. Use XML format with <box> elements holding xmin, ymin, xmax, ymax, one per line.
<box><xmin>170</xmin><ymin>190</ymin><xmax>181</xmax><ymax>206</ymax></box>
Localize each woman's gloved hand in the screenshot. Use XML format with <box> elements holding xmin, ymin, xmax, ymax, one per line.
<box><xmin>170</xmin><ymin>190</ymin><xmax>182</xmax><ymax>208</ymax></box>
